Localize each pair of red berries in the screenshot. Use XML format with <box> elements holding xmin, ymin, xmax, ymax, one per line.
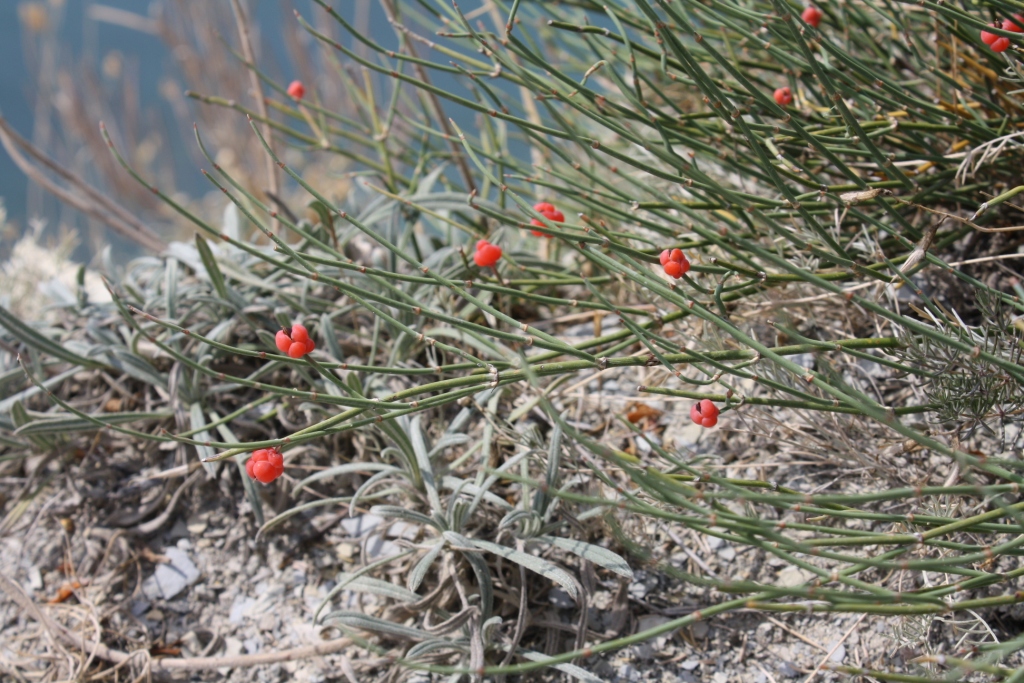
<box><xmin>774</xmin><ymin>87</ymin><xmax>794</xmax><ymax>106</ymax></box>
<box><xmin>473</xmin><ymin>240</ymin><xmax>503</xmax><ymax>267</ymax></box>
<box><xmin>275</xmin><ymin>323</ymin><xmax>316</xmax><ymax>359</ymax></box>
<box><xmin>246</xmin><ymin>447</ymin><xmax>284</xmax><ymax>484</ymax></box>
<box><xmin>530</xmin><ymin>202</ymin><xmax>564</xmax><ymax>237</ymax></box>
<box><xmin>659</xmin><ymin>248</ymin><xmax>691</xmax><ymax>279</ymax></box>
<box><xmin>287</xmin><ymin>80</ymin><xmax>306</xmax><ymax>100</ymax></box>
<box><xmin>981</xmin><ymin>16</ymin><xmax>1022</xmax><ymax>52</ymax></box>
<box><xmin>691</xmin><ymin>400</ymin><xmax>720</xmax><ymax>428</ymax></box>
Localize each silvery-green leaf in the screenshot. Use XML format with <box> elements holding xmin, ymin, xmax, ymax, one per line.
<box><xmin>518</xmin><ymin>649</ymin><xmax>607</xmax><ymax>683</ymax></box>
<box><xmin>334</xmin><ymin>573</ymin><xmax>419</xmax><ymax>603</ymax></box>
<box><xmin>351</xmin><ymin>470</ymin><xmax>399</xmax><ymax>514</ymax></box>
<box><xmin>257</xmin><ymin>497</ymin><xmax>351</xmax><ymax>538</ymax></box>
<box><xmin>407</xmin><ymin>539</ymin><xmax>446</xmax><ymax>593</ymax></box>
<box><xmin>540</xmin><ymin>535</ymin><xmax>633</xmax><ymax>579</ymax></box>
<box><xmin>427</xmin><ymin>432</ymin><xmax>470</xmax><ymax>459</ymax></box>
<box><xmin>440</xmin><ymin>476</ymin><xmax>512</xmax><ymax>511</ymax></box>
<box><xmin>321</xmin><ymin>611</ymin><xmax>429</xmax><ymax>641</ymax></box>
<box><xmin>13</xmin><ymin>411</ymin><xmax>172</xmax><ymax>436</ymax></box>
<box><xmin>405</xmin><ymin>638</ymin><xmax>469</xmax><ymax>660</ymax></box>
<box><xmin>0</xmin><ymin>305</ymin><xmax>103</xmax><ymax>368</ymax></box>
<box><xmin>446</xmin><ymin>532</ymin><xmax>578</xmax><ymax>601</ymax></box>
<box><xmin>410</xmin><ymin>415</ymin><xmax>442</xmax><ymax>515</ymax></box>
<box><xmin>371</xmin><ymin>504</ymin><xmax>437</xmax><ymax>529</ymax></box>
<box><xmin>189</xmin><ymin>404</ymin><xmax>218</xmax><ymax>475</ymax></box>
<box><xmin>293</xmin><ymin>462</ymin><xmax>396</xmax><ymax>495</ymax></box>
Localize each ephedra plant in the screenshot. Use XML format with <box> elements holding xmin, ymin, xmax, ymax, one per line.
<box><xmin>4</xmin><ymin>0</ymin><xmax>1024</xmax><ymax>679</ymax></box>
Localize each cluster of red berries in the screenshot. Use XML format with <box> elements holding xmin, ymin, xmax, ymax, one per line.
<box><xmin>981</xmin><ymin>15</ymin><xmax>1022</xmax><ymax>53</ymax></box>
<box><xmin>773</xmin><ymin>86</ymin><xmax>793</xmax><ymax>107</ymax></box>
<box><xmin>801</xmin><ymin>6</ymin><xmax>822</xmax><ymax>27</ymax></box>
<box><xmin>691</xmin><ymin>400</ymin><xmax>720</xmax><ymax>428</ymax></box>
<box><xmin>530</xmin><ymin>202</ymin><xmax>564</xmax><ymax>237</ymax></box>
<box><xmin>287</xmin><ymin>80</ymin><xmax>306</xmax><ymax>100</ymax></box>
<box><xmin>659</xmin><ymin>248</ymin><xmax>691</xmax><ymax>279</ymax></box>
<box><xmin>246</xmin><ymin>447</ymin><xmax>284</xmax><ymax>484</ymax></box>
<box><xmin>473</xmin><ymin>239</ymin><xmax>503</xmax><ymax>267</ymax></box>
<box><xmin>275</xmin><ymin>323</ymin><xmax>315</xmax><ymax>359</ymax></box>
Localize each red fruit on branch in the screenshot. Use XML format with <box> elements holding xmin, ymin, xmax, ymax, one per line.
<box><xmin>246</xmin><ymin>447</ymin><xmax>284</xmax><ymax>484</ymax></box>
<box><xmin>274</xmin><ymin>324</ymin><xmax>315</xmax><ymax>358</ymax></box>
<box><xmin>473</xmin><ymin>239</ymin><xmax>503</xmax><ymax>267</ymax></box>
<box><xmin>981</xmin><ymin>24</ymin><xmax>1011</xmax><ymax>51</ymax></box>
<box><xmin>801</xmin><ymin>6</ymin><xmax>822</xmax><ymax>27</ymax></box>
<box><xmin>287</xmin><ymin>80</ymin><xmax>306</xmax><ymax>100</ymax></box>
<box><xmin>774</xmin><ymin>87</ymin><xmax>793</xmax><ymax>106</ymax></box>
<box><xmin>690</xmin><ymin>400</ymin><xmax>720</xmax><ymax>428</ymax></box>
<box><xmin>1005</xmin><ymin>15</ymin><xmax>1024</xmax><ymax>32</ymax></box>
<box><xmin>659</xmin><ymin>248</ymin><xmax>690</xmax><ymax>279</ymax></box>
<box><xmin>530</xmin><ymin>202</ymin><xmax>565</xmax><ymax>237</ymax></box>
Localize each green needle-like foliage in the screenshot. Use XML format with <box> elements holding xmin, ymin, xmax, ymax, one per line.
<box><xmin>3</xmin><ymin>0</ymin><xmax>1024</xmax><ymax>679</ymax></box>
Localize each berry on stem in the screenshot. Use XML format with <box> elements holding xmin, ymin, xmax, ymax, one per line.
<box><xmin>1005</xmin><ymin>15</ymin><xmax>1024</xmax><ymax>32</ymax></box>
<box><xmin>981</xmin><ymin>23</ymin><xmax>1011</xmax><ymax>52</ymax></box>
<box><xmin>473</xmin><ymin>239</ymin><xmax>502</xmax><ymax>268</ymax></box>
<box><xmin>774</xmin><ymin>87</ymin><xmax>793</xmax><ymax>106</ymax></box>
<box><xmin>274</xmin><ymin>324</ymin><xmax>315</xmax><ymax>358</ymax></box>
<box><xmin>659</xmin><ymin>248</ymin><xmax>690</xmax><ymax>279</ymax></box>
<box><xmin>530</xmin><ymin>201</ymin><xmax>565</xmax><ymax>237</ymax></box>
<box><xmin>246</xmin><ymin>447</ymin><xmax>284</xmax><ymax>484</ymax></box>
<box><xmin>801</xmin><ymin>6</ymin><xmax>822</xmax><ymax>27</ymax></box>
<box><xmin>690</xmin><ymin>400</ymin><xmax>720</xmax><ymax>428</ymax></box>
<box><xmin>287</xmin><ymin>80</ymin><xmax>306</xmax><ymax>100</ymax></box>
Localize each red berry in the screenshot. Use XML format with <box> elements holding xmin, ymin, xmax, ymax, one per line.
<box><xmin>529</xmin><ymin>204</ymin><xmax>563</xmax><ymax>237</ymax></box>
<box><xmin>982</xmin><ymin>24</ymin><xmax>1000</xmax><ymax>45</ymax></box>
<box><xmin>801</xmin><ymin>6</ymin><xmax>822</xmax><ymax>27</ymax></box>
<box><xmin>690</xmin><ymin>399</ymin><xmax>720</xmax><ymax>428</ymax></box>
<box><xmin>275</xmin><ymin>330</ymin><xmax>292</xmax><ymax>353</ymax></box>
<box><xmin>992</xmin><ymin>36</ymin><xmax>1011</xmax><ymax>52</ymax></box>
<box><xmin>288</xmin><ymin>341</ymin><xmax>307</xmax><ymax>359</ymax></box>
<box><xmin>1005</xmin><ymin>15</ymin><xmax>1024</xmax><ymax>32</ymax></box>
<box><xmin>659</xmin><ymin>249</ymin><xmax>671</xmax><ymax>266</ymax></box>
<box><xmin>669</xmin><ymin>249</ymin><xmax>682</xmax><ymax>263</ymax></box>
<box><xmin>473</xmin><ymin>240</ymin><xmax>502</xmax><ymax>267</ymax></box>
<box><xmin>305</xmin><ymin>339</ymin><xmax>315</xmax><ymax>354</ymax></box>
<box><xmin>774</xmin><ymin>87</ymin><xmax>793</xmax><ymax>106</ymax></box>
<box><xmin>246</xmin><ymin>447</ymin><xmax>284</xmax><ymax>484</ymax></box>
<box><xmin>664</xmin><ymin>260</ymin><xmax>683</xmax><ymax>278</ymax></box>
<box><xmin>291</xmin><ymin>324</ymin><xmax>309</xmax><ymax>344</ymax></box>
<box><xmin>287</xmin><ymin>80</ymin><xmax>306</xmax><ymax>100</ymax></box>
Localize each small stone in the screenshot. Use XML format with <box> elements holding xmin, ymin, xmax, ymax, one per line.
<box><xmin>548</xmin><ymin>588</ymin><xmax>575</xmax><ymax>609</ymax></box>
<box><xmin>229</xmin><ymin>595</ymin><xmax>256</xmax><ymax>624</ymax></box>
<box><xmin>617</xmin><ymin>663</ymin><xmax>641</xmax><ymax>682</ymax></box>
<box><xmin>142</xmin><ymin>547</ymin><xmax>200</xmax><ymax>600</ymax></box>
<box><xmin>336</xmin><ymin>543</ymin><xmax>357</xmax><ymax>562</ymax></box>
<box><xmin>717</xmin><ymin>545</ymin><xmax>736</xmax><ymax>561</ymax></box>
<box><xmin>340</xmin><ymin>514</ymin><xmax>383</xmax><ymax>537</ymax></box>
<box><xmin>258</xmin><ymin>613</ymin><xmax>277</xmax><ymax>632</ymax></box>
<box><xmin>243</xmin><ymin>637</ymin><xmax>262</xmax><ymax>654</ymax></box>
<box><xmin>681</xmin><ymin>660</ymin><xmax>700</xmax><ymax>671</ymax></box>
<box><xmin>144</xmin><ymin>609</ymin><xmax>164</xmax><ymax>621</ymax></box>
<box><xmin>829</xmin><ymin>643</ymin><xmax>847</xmax><ymax>663</ymax></box>
<box><xmin>364</xmin><ymin>534</ymin><xmax>401</xmax><ymax>560</ymax></box>
<box><xmin>777</xmin><ymin>661</ymin><xmax>800</xmax><ymax>678</ymax></box>
<box><xmin>186</xmin><ymin>517</ymin><xmax>208</xmax><ymax>535</ymax></box>
<box><xmin>28</xmin><ymin>566</ymin><xmax>43</xmax><ymax>591</ymax></box>
<box><xmin>777</xmin><ymin>566</ymin><xmax>814</xmax><ymax>588</ymax></box>
<box><xmin>691</xmin><ymin>620</ymin><xmax>710</xmax><ymax>639</ymax></box>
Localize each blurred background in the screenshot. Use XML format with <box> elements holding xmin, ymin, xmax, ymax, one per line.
<box><xmin>0</xmin><ymin>0</ymin><xmax>390</xmax><ymax>263</ymax></box>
